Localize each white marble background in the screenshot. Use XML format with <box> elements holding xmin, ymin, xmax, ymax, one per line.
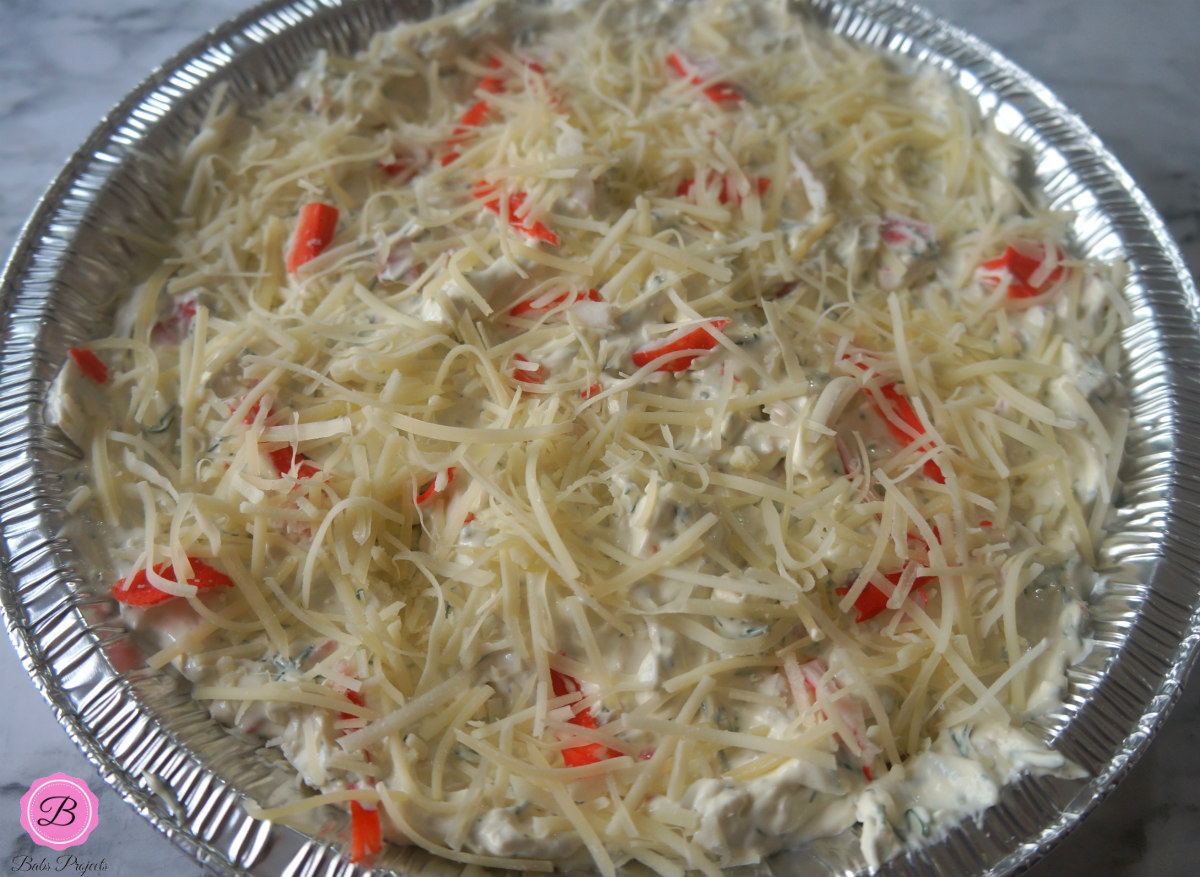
<box><xmin>1</xmin><ymin>1</ymin><xmax>1198</xmax><ymax>875</ymax></box>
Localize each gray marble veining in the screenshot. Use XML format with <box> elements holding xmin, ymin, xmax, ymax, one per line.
<box><xmin>1</xmin><ymin>1</ymin><xmax>1197</xmax><ymax>875</ymax></box>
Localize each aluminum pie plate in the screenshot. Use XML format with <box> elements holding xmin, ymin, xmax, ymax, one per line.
<box><xmin>0</xmin><ymin>0</ymin><xmax>1196</xmax><ymax>875</ymax></box>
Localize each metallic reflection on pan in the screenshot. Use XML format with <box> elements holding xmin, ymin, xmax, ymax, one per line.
<box><xmin>0</xmin><ymin>1</ymin><xmax>1195</xmax><ymax>875</ymax></box>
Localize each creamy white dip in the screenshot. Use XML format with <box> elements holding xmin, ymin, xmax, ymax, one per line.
<box><xmin>49</xmin><ymin>0</ymin><xmax>1127</xmax><ymax>873</ymax></box>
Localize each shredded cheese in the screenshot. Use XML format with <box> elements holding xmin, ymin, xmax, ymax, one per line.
<box><xmin>49</xmin><ymin>0</ymin><xmax>1128</xmax><ymax>873</ymax></box>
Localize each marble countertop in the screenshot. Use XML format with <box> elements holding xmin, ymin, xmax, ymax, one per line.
<box><xmin>1</xmin><ymin>1</ymin><xmax>1197</xmax><ymax>875</ymax></box>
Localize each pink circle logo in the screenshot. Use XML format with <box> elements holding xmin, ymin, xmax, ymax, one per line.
<box><xmin>19</xmin><ymin>773</ymin><xmax>100</xmax><ymax>850</ymax></box>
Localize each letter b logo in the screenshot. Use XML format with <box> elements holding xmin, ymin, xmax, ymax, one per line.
<box><xmin>35</xmin><ymin>795</ymin><xmax>78</xmax><ymax>827</ymax></box>
<box><xmin>20</xmin><ymin>775</ymin><xmax>99</xmax><ymax>850</ymax></box>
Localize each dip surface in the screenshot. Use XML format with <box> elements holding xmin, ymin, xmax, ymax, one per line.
<box><xmin>50</xmin><ymin>0</ymin><xmax>1128</xmax><ymax>872</ymax></box>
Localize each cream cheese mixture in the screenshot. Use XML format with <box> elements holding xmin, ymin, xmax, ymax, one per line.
<box><xmin>49</xmin><ymin>0</ymin><xmax>1128</xmax><ymax>873</ymax></box>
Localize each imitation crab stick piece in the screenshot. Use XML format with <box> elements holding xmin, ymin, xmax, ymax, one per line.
<box><xmin>68</xmin><ymin>347</ymin><xmax>108</xmax><ymax>384</ymax></box>
<box><xmin>239</xmin><ymin>395</ymin><xmax>273</xmax><ymax>426</ymax></box>
<box><xmin>865</xmin><ymin>380</ymin><xmax>944</xmax><ymax>484</ymax></box>
<box><xmin>782</xmin><ymin>655</ymin><xmax>878</xmax><ymax>778</ymax></box>
<box><xmin>338</xmin><ymin>687</ymin><xmax>367</xmax><ymax>720</ymax></box>
<box><xmin>286</xmin><ymin>202</ymin><xmax>339</xmax><ymax>272</ymax></box>
<box><xmin>349</xmin><ymin>801</ymin><xmax>382</xmax><ymax>863</ymax></box>
<box><xmin>268</xmin><ymin>446</ymin><xmax>320</xmax><ymax>480</ymax></box>
<box><xmin>326</xmin><ymin>686</ymin><xmax>380</xmax><ymax>863</ymax></box>
<box><xmin>150</xmin><ymin>297</ymin><xmax>198</xmax><ymax>345</ymax></box>
<box><xmin>477</xmin><ymin>55</ymin><xmax>506</xmax><ymax>94</ymax></box>
<box><xmin>676</xmin><ymin>175</ymin><xmax>769</xmax><ymax>204</ymax></box>
<box><xmin>977</xmin><ymin>240</ymin><xmax>1067</xmax><ymax>299</ymax></box>
<box><xmin>474</xmin><ymin>184</ymin><xmax>559</xmax><ymax>246</ymax></box>
<box><xmin>510</xmin><ymin>288</ymin><xmax>601</xmax><ymax>317</ymax></box>
<box><xmin>632</xmin><ymin>319</ymin><xmax>730</xmax><ymax>373</ymax></box>
<box><xmin>666</xmin><ymin>50</ymin><xmax>742</xmax><ymax>103</ymax></box>
<box><xmin>240</xmin><ymin>401</ymin><xmax>320</xmax><ymax>480</ymax></box>
<box><xmin>112</xmin><ymin>558</ymin><xmax>233</xmax><ymax>606</ymax></box>
<box><xmin>442</xmin><ymin>56</ymin><xmax>552</xmax><ymax>165</ymax></box>
<box><xmin>378</xmin><ymin>156</ymin><xmax>416</xmax><ymax>179</ymax></box>
<box><xmin>837</xmin><ymin>570</ymin><xmax>933</xmax><ymax>623</ymax></box>
<box><xmin>561</xmin><ymin>738</ymin><xmax>617</xmax><ymax>767</ymax></box>
<box><xmin>848</xmin><ymin>358</ymin><xmax>945</xmax><ymax>483</ymax></box>
<box><xmin>835</xmin><ymin>434</ymin><xmax>879</xmax><ymax>503</ymax></box>
<box><xmin>416</xmin><ymin>467</ymin><xmax>456</xmax><ymax>505</ymax></box>
<box><xmin>879</xmin><ymin>213</ymin><xmax>937</xmax><ymax>251</ymax></box>
<box><xmin>441</xmin><ymin>99</ymin><xmax>493</xmax><ymax>165</ymax></box>
<box><xmin>478</xmin><ymin>54</ymin><xmax>549</xmax><ymax>93</ymax></box>
<box><xmin>512</xmin><ymin>353</ymin><xmax>546</xmax><ymax>383</ymax></box>
<box><xmin>551</xmin><ymin>668</ymin><xmax>620</xmax><ymax>767</ymax></box>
